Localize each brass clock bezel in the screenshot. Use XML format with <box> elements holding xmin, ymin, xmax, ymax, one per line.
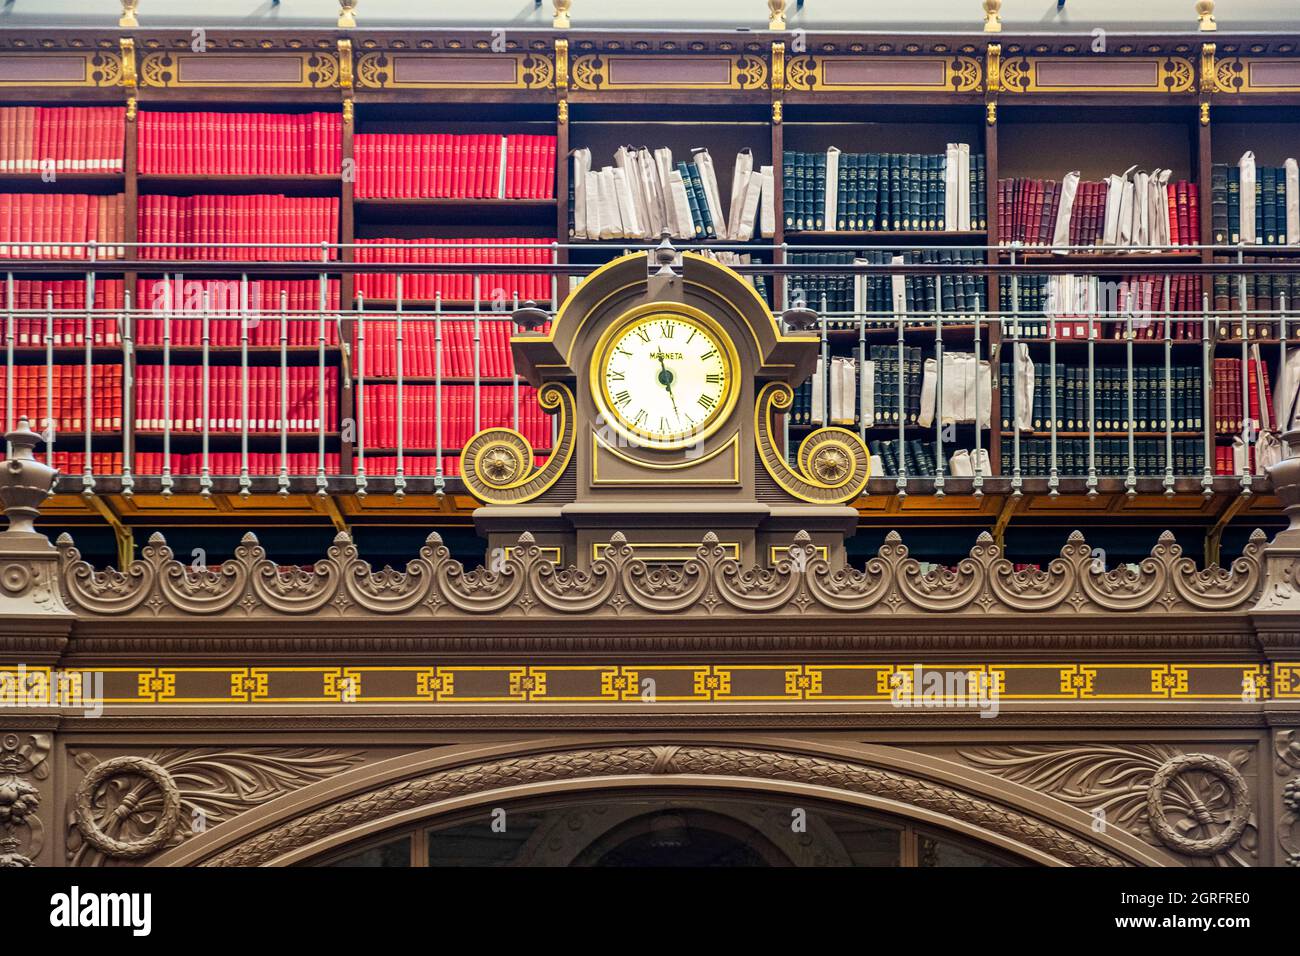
<box><xmin>590</xmin><ymin>301</ymin><xmax>741</xmax><ymax>451</ymax></box>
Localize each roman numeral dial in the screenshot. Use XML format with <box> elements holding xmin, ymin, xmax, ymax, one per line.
<box><xmin>594</xmin><ymin>307</ymin><xmax>738</xmax><ymax>449</ymax></box>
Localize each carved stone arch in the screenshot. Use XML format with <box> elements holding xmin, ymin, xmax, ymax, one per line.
<box><xmin>148</xmin><ymin>737</ymin><xmax>1181</xmax><ymax>868</ymax></box>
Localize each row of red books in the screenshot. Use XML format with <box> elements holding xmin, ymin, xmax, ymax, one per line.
<box><xmin>138</xmin><ymin>111</ymin><xmax>342</xmax><ymax>177</ymax></box>
<box><xmin>134</xmin><ymin>366</ymin><xmax>339</xmax><ymax>433</ymax></box>
<box><xmin>353</xmin><ymin>237</ymin><xmax>554</xmax><ymax>303</ymax></box>
<box><xmin>5</xmin><ymin>279</ymin><xmax>124</xmax><ymax>347</ymax></box>
<box><xmin>133</xmin><ymin>279</ymin><xmax>342</xmax><ymax>346</ymax></box>
<box><xmin>1213</xmin><ymin>444</ymin><xmax>1253</xmax><ymax>476</ymax></box>
<box><xmin>1103</xmin><ymin>274</ymin><xmax>1206</xmax><ymax>341</ymax></box>
<box><xmin>353</xmin><ymin>133</ymin><xmax>556</xmax><ymax>199</ymax></box>
<box><xmin>0</xmin><ymin>107</ymin><xmax>125</xmax><ymax>172</ymax></box>
<box><xmin>997</xmin><ymin>177</ymin><xmax>1199</xmax><ymax>248</ymax></box>
<box><xmin>360</xmin><ymin>384</ymin><xmax>549</xmax><ymax>450</ymax></box>
<box><xmin>32</xmin><ymin>451</ymin><xmax>122</xmax><ymax>473</ymax></box>
<box><xmin>1212</xmin><ymin>355</ymin><xmax>1273</xmax><ymax>434</ymax></box>
<box><xmin>137</xmin><ymin>195</ymin><xmax>339</xmax><ymax>261</ymax></box>
<box><xmin>0</xmin><ymin>194</ymin><xmax>126</xmax><ymax>259</ymax></box>
<box><xmin>132</xmin><ymin>452</ymin><xmax>343</xmax><ymax>476</ymax></box>
<box><xmin>355</xmin><ymin>320</ymin><xmax>517</xmax><ymax>379</ymax></box>
<box><xmin>0</xmin><ymin>365</ymin><xmax>123</xmax><ymax>431</ymax></box>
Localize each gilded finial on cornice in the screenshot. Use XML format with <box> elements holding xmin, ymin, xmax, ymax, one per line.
<box><xmin>554</xmin><ymin>0</ymin><xmax>571</xmax><ymax>29</ymax></box>
<box><xmin>338</xmin><ymin>0</ymin><xmax>357</xmax><ymax>29</ymax></box>
<box><xmin>119</xmin><ymin>0</ymin><xmax>139</xmax><ymax>28</ymax></box>
<box><xmin>1197</xmin><ymin>0</ymin><xmax>1217</xmax><ymax>31</ymax></box>
<box><xmin>768</xmin><ymin>0</ymin><xmax>786</xmax><ymax>30</ymax></box>
<box><xmin>983</xmin><ymin>0</ymin><xmax>1002</xmax><ymax>33</ymax></box>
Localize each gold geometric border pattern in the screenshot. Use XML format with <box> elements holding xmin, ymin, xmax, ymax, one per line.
<box><xmin>0</xmin><ymin>52</ymin><xmax>122</xmax><ymax>88</ymax></box>
<box><xmin>1001</xmin><ymin>56</ymin><xmax>1194</xmax><ymax>94</ymax></box>
<box><xmin>140</xmin><ymin>51</ymin><xmax>340</xmax><ymax>89</ymax></box>
<box><xmin>786</xmin><ymin>55</ymin><xmax>980</xmax><ymax>93</ymax></box>
<box><xmin>571</xmin><ymin>54</ymin><xmax>767</xmax><ymax>92</ymax></box>
<box><xmin>1213</xmin><ymin>57</ymin><xmax>1300</xmax><ymax>94</ymax></box>
<box><xmin>2</xmin><ymin>662</ymin><xmax>1291</xmax><ymax>705</ymax></box>
<box><xmin>355</xmin><ymin>52</ymin><xmax>553</xmax><ymax>90</ymax></box>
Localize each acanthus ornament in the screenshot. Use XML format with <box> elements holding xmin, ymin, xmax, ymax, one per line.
<box><xmin>56</xmin><ymin>525</ymin><xmax>1267</xmax><ymax>620</ymax></box>
<box><xmin>69</xmin><ymin>748</ymin><xmax>364</xmax><ymax>865</ymax></box>
<box><xmin>0</xmin><ymin>732</ymin><xmax>50</xmax><ymax>867</ymax></box>
<box><xmin>961</xmin><ymin>744</ymin><xmax>1256</xmax><ymax>864</ymax></box>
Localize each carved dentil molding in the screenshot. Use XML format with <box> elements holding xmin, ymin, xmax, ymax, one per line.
<box><xmin>54</xmin><ymin>526</ymin><xmax>1268</xmax><ymax>620</ymax></box>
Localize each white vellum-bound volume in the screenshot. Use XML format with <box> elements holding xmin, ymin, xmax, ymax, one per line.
<box><xmin>1053</xmin><ymin>170</ymin><xmax>1080</xmax><ymax>249</ymax></box>
<box><xmin>860</xmin><ymin>358</ymin><xmax>875</xmax><ymax>427</ymax></box>
<box><xmin>584</xmin><ymin>169</ymin><xmax>602</xmax><ymax>239</ymax></box>
<box><xmin>571</xmin><ymin>148</ymin><xmax>592</xmax><ymax>239</ymax></box>
<box><xmin>610</xmin><ymin>165</ymin><xmax>642</xmax><ymax>240</ymax></box>
<box><xmin>1285</xmin><ymin>157</ymin><xmax>1299</xmax><ymax>245</ymax></box>
<box><xmin>595</xmin><ymin>168</ymin><xmax>623</xmax><ymax>240</ymax></box>
<box><xmin>1013</xmin><ymin>342</ymin><xmax>1035</xmax><ymax>432</ymax></box>
<box><xmin>944</xmin><ymin>144</ymin><xmax>959</xmax><ymax>232</ymax></box>
<box><xmin>824</xmin><ymin>146</ymin><xmax>841</xmax><ymax>235</ymax></box>
<box><xmin>810</xmin><ymin>356</ymin><xmax>826</xmax><ymax>425</ymax></box>
<box><xmin>691</xmin><ymin>148</ymin><xmax>727</xmax><ymax>241</ymax></box>
<box><xmin>654</xmin><ymin>147</ymin><xmax>676</xmax><ymax>232</ymax></box>
<box><xmin>728</xmin><ymin>148</ymin><xmax>754</xmax><ymax>240</ymax></box>
<box><xmin>734</xmin><ymin>170</ymin><xmax>762</xmax><ymax>242</ymax></box>
<box><xmin>1132</xmin><ymin>170</ymin><xmax>1149</xmax><ymax>247</ymax></box>
<box><xmin>1239</xmin><ymin>151</ymin><xmax>1257</xmax><ymax>245</ymax></box>
<box><xmin>667</xmin><ymin>170</ymin><xmax>694</xmax><ymax>240</ymax></box>
<box><xmin>958</xmin><ymin>143</ymin><xmax>971</xmax><ymax>231</ymax></box>
<box><xmin>918</xmin><ymin>358</ymin><xmax>938</xmax><ymax>427</ymax></box>
<box><xmin>759</xmin><ymin>165</ymin><xmax>776</xmax><ymax>238</ymax></box>
<box><xmin>1102</xmin><ymin>173</ymin><xmax>1124</xmax><ymax>246</ymax></box>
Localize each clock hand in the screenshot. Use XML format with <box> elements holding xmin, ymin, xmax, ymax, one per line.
<box><xmin>656</xmin><ymin>353</ymin><xmax>680</xmax><ymax>418</ymax></box>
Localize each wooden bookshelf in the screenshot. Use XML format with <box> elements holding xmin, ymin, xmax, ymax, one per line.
<box><xmin>0</xmin><ymin>27</ymin><xmax>1295</xmax><ymax>554</ymax></box>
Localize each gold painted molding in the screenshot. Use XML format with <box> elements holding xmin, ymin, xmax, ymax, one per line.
<box><xmin>1214</xmin><ymin>56</ymin><xmax>1300</xmax><ymax>94</ymax></box>
<box><xmin>591</xmin><ymin>430</ymin><xmax>741</xmax><ymax>485</ymax></box>
<box><xmin>0</xmin><ymin>51</ymin><xmax>123</xmax><ymax>89</ymax></box>
<box><xmin>787</xmin><ymin>55</ymin><xmax>980</xmax><ymax>93</ymax></box>
<box><xmin>4</xmin><ymin>661</ymin><xmax>1288</xmax><ymax>705</ymax></box>
<box><xmin>461</xmin><ymin>382</ymin><xmax>576</xmax><ymax>506</ymax></box>
<box><xmin>140</xmin><ymin>50</ymin><xmax>340</xmax><ymax>89</ymax></box>
<box><xmin>755</xmin><ymin>383</ymin><xmax>870</xmax><ymax>504</ymax></box>
<box><xmin>355</xmin><ymin>51</ymin><xmax>554</xmax><ymax>90</ymax></box>
<box><xmin>1001</xmin><ymin>56</ymin><xmax>1195</xmax><ymax>94</ymax></box>
<box><xmin>571</xmin><ymin>53</ymin><xmax>767</xmax><ymax>92</ymax></box>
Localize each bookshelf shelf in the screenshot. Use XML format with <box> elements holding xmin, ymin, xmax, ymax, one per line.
<box><xmin>790</xmin><ymin>231</ymin><xmax>987</xmax><ymax>243</ymax></box>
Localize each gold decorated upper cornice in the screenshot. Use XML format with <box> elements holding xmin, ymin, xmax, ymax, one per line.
<box><xmin>786</xmin><ymin>54</ymin><xmax>981</xmax><ymax>94</ymax></box>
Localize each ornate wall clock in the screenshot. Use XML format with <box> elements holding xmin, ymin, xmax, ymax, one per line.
<box><xmin>462</xmin><ymin>247</ymin><xmax>870</xmax><ymax>568</ymax></box>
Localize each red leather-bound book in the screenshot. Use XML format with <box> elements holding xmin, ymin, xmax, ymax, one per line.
<box><xmin>1185</xmin><ymin>183</ymin><xmax>1199</xmax><ymax>248</ymax></box>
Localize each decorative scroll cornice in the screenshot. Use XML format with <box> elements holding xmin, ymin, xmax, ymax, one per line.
<box><xmin>755</xmin><ymin>383</ymin><xmax>870</xmax><ymax>505</ymax></box>
<box><xmin>1214</xmin><ymin>56</ymin><xmax>1300</xmax><ymax>94</ymax></box>
<box><xmin>0</xmin><ymin>50</ymin><xmax>122</xmax><ymax>89</ymax></box>
<box><xmin>461</xmin><ymin>382</ymin><xmax>575</xmax><ymax>506</ymax></box>
<box><xmin>54</xmin><ymin>526</ymin><xmax>1267</xmax><ymax>620</ymax></box>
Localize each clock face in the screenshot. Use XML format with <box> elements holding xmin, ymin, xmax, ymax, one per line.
<box><xmin>593</xmin><ymin>306</ymin><xmax>738</xmax><ymax>449</ymax></box>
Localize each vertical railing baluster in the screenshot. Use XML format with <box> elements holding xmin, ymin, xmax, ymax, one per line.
<box><xmin>395</xmin><ymin>274</ymin><xmax>406</xmax><ymax>499</ymax></box>
<box><xmin>279</xmin><ymin>290</ymin><xmax>289</xmax><ymax>496</ymax></box>
<box><xmin>933</xmin><ymin>276</ymin><xmax>945</xmax><ymax>497</ymax></box>
<box><xmin>1238</xmin><ymin>254</ymin><xmax>1252</xmax><ymax>496</ymax></box>
<box><xmin>1048</xmin><ymin>307</ymin><xmax>1058</xmax><ymax>496</ymax></box>
<box><xmin>82</xmin><ymin>262</ymin><xmax>96</xmax><ymax>495</ymax></box>
<box><xmin>1086</xmin><ymin>295</ymin><xmax>1097</xmax><ymax>496</ymax></box>
<box><xmin>1124</xmin><ymin>292</ymin><xmax>1136</xmax><ymax>496</ymax></box>
<box><xmin>161</xmin><ymin>276</ymin><xmax>173</xmax><ymax>497</ymax></box>
<box><xmin>316</xmin><ymin>266</ymin><xmax>328</xmax><ymax>497</ymax></box>
<box><xmin>5</xmin><ymin>273</ymin><xmax>13</xmax><ymax>457</ymax></box>
<box><xmin>434</xmin><ymin>293</ymin><xmax>444</xmax><ymax>499</ymax></box>
<box><xmin>1202</xmin><ymin>291</ymin><xmax>1214</xmax><ymax>497</ymax></box>
<box><xmin>1162</xmin><ymin>274</ymin><xmax>1174</xmax><ymax>495</ymax></box>
<box><xmin>895</xmin><ymin>289</ymin><xmax>906</xmax><ymax>497</ymax></box>
<box><xmin>512</xmin><ymin>292</ymin><xmax>521</xmax><ymax>433</ymax></box>
<box><xmin>973</xmin><ymin>305</ymin><xmax>984</xmax><ymax>497</ymax></box>
<box><xmin>1009</xmin><ymin>253</ymin><xmax>1022</xmax><ymax>497</ymax></box>
<box><xmin>1281</xmin><ymin>291</ymin><xmax>1290</xmax><ymax>434</ymax></box>
<box><xmin>355</xmin><ymin>293</ymin><xmax>367</xmax><ymax>497</ymax></box>
<box><xmin>44</xmin><ymin>292</ymin><xmax>54</xmax><ymax>470</ymax></box>
<box><xmin>473</xmin><ymin>276</ymin><xmax>483</xmax><ymax>436</ymax></box>
<box><xmin>200</xmin><ymin>290</ymin><xmax>212</xmax><ymax>498</ymax></box>
<box><xmin>239</xmin><ymin>274</ymin><xmax>251</xmax><ymax>497</ymax></box>
<box><xmin>121</xmin><ymin>288</ymin><xmax>134</xmax><ymax>497</ymax></box>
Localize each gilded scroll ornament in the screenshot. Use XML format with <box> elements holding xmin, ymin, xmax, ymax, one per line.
<box><xmin>461</xmin><ymin>382</ymin><xmax>575</xmax><ymax>505</ymax></box>
<box><xmin>755</xmin><ymin>382</ymin><xmax>870</xmax><ymax>504</ymax></box>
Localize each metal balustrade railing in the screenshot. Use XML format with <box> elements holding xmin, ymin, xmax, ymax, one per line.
<box><xmin>0</xmin><ymin>239</ymin><xmax>1295</xmax><ymax>498</ymax></box>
